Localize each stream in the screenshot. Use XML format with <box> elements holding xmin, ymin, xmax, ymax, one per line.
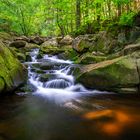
<box><xmin>0</xmin><ymin>49</ymin><xmax>140</xmax><ymax>140</ymax></box>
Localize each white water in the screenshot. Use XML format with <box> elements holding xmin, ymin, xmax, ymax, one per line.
<box><xmin>27</xmin><ymin>49</ymin><xmax>108</xmax><ymax>103</ymax></box>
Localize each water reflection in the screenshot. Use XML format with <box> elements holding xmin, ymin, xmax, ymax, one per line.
<box><xmin>0</xmin><ymin>94</ymin><xmax>140</xmax><ymax>140</ymax></box>
<box><xmin>83</xmin><ymin>109</ymin><xmax>134</xmax><ymax>136</ymax></box>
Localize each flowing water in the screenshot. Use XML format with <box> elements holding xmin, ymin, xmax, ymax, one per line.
<box><xmin>0</xmin><ymin>49</ymin><xmax>140</xmax><ymax>140</ymax></box>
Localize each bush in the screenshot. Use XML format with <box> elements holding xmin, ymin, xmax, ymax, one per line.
<box><xmin>119</xmin><ymin>12</ymin><xmax>136</xmax><ymax>27</ymax></box>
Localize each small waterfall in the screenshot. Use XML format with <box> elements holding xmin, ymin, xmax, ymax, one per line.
<box><xmin>25</xmin><ymin>49</ymin><xmax>106</xmax><ymax>103</ymax></box>
<box><xmin>45</xmin><ymin>79</ymin><xmax>71</xmax><ymax>88</ymax></box>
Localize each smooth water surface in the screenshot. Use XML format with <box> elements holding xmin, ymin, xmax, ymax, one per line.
<box><xmin>0</xmin><ymin>94</ymin><xmax>140</xmax><ymax>140</ymax></box>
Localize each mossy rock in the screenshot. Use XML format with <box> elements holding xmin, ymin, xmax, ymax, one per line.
<box><xmin>0</xmin><ymin>41</ymin><xmax>27</xmax><ymax>93</ymax></box>
<box><xmin>39</xmin><ymin>74</ymin><xmax>50</xmax><ymax>82</ymax></box>
<box><xmin>40</xmin><ymin>45</ymin><xmax>65</xmax><ymax>55</ymax></box>
<box><xmin>76</xmin><ymin>56</ymin><xmax>139</xmax><ymax>93</ymax></box>
<box><xmin>75</xmin><ymin>53</ymin><xmax>106</xmax><ymax>64</ymax></box>
<box><xmin>58</xmin><ymin>48</ymin><xmax>78</xmax><ymax>60</ymax></box>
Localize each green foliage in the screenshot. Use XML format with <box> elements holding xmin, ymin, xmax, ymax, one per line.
<box><xmin>119</xmin><ymin>12</ymin><xmax>135</xmax><ymax>26</ymax></box>
<box><xmin>0</xmin><ymin>0</ymin><xmax>139</xmax><ymax>36</ymax></box>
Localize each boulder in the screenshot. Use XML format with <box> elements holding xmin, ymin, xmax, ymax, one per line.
<box><xmin>72</xmin><ymin>32</ymin><xmax>119</xmax><ymax>54</ymax></box>
<box><xmin>57</xmin><ymin>49</ymin><xmax>78</xmax><ymax>60</ymax></box>
<box><xmin>76</xmin><ymin>56</ymin><xmax>139</xmax><ymax>93</ymax></box>
<box><xmin>72</xmin><ymin>35</ymin><xmax>94</xmax><ymax>53</ymax></box>
<box><xmin>40</xmin><ymin>45</ymin><xmax>65</xmax><ymax>55</ymax></box>
<box><xmin>59</xmin><ymin>35</ymin><xmax>73</xmax><ymax>45</ymax></box>
<box><xmin>9</xmin><ymin>40</ymin><xmax>27</xmax><ymax>48</ymax></box>
<box><xmin>25</xmin><ymin>43</ymin><xmax>40</xmax><ymax>50</ymax></box>
<box><xmin>15</xmin><ymin>36</ymin><xmax>30</xmax><ymax>42</ymax></box>
<box><xmin>76</xmin><ymin>53</ymin><xmax>106</xmax><ymax>64</ymax></box>
<box><xmin>39</xmin><ymin>74</ymin><xmax>51</xmax><ymax>82</ymax></box>
<box><xmin>41</xmin><ymin>38</ymin><xmax>58</xmax><ymax>48</ymax></box>
<box><xmin>30</xmin><ymin>36</ymin><xmax>44</xmax><ymax>45</ymax></box>
<box><xmin>0</xmin><ymin>41</ymin><xmax>27</xmax><ymax>93</ymax></box>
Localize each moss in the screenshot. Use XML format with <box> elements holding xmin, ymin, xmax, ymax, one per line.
<box><xmin>40</xmin><ymin>45</ymin><xmax>65</xmax><ymax>55</ymax></box>
<box><xmin>0</xmin><ymin>41</ymin><xmax>26</xmax><ymax>93</ymax></box>
<box><xmin>76</xmin><ymin>53</ymin><xmax>106</xmax><ymax>64</ymax></box>
<box><xmin>0</xmin><ymin>32</ymin><xmax>12</xmax><ymax>41</ymax></box>
<box><xmin>77</xmin><ymin>56</ymin><xmax>139</xmax><ymax>92</ymax></box>
<box><xmin>0</xmin><ymin>77</ymin><xmax>5</xmax><ymax>92</ymax></box>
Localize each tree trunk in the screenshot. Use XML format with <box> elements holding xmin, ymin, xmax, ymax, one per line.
<box><xmin>76</xmin><ymin>0</ymin><xmax>81</xmax><ymax>29</ymax></box>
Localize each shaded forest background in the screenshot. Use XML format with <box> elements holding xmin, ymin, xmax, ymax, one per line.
<box><xmin>0</xmin><ymin>0</ymin><xmax>140</xmax><ymax>36</ymax></box>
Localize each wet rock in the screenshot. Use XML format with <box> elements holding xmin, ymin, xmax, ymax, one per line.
<box><xmin>57</xmin><ymin>49</ymin><xmax>78</xmax><ymax>60</ymax></box>
<box><xmin>25</xmin><ymin>52</ymin><xmax>32</xmax><ymax>61</ymax></box>
<box><xmin>39</xmin><ymin>74</ymin><xmax>50</xmax><ymax>82</ymax></box>
<box><xmin>32</xmin><ymin>63</ymin><xmax>54</xmax><ymax>70</ymax></box>
<box><xmin>17</xmin><ymin>53</ymin><xmax>26</xmax><ymax>62</ymax></box>
<box><xmin>39</xmin><ymin>64</ymin><xmax>54</xmax><ymax>70</ymax></box>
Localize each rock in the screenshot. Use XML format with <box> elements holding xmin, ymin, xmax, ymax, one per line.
<box><xmin>25</xmin><ymin>52</ymin><xmax>32</xmax><ymax>61</ymax></box>
<box><xmin>39</xmin><ymin>74</ymin><xmax>50</xmax><ymax>82</ymax></box>
<box><xmin>72</xmin><ymin>35</ymin><xmax>93</xmax><ymax>53</ymax></box>
<box><xmin>15</xmin><ymin>36</ymin><xmax>30</xmax><ymax>42</ymax></box>
<box><xmin>129</xmin><ymin>29</ymin><xmax>140</xmax><ymax>42</ymax></box>
<box><xmin>59</xmin><ymin>35</ymin><xmax>73</xmax><ymax>45</ymax></box>
<box><xmin>57</xmin><ymin>49</ymin><xmax>78</xmax><ymax>60</ymax></box>
<box><xmin>89</xmin><ymin>31</ymin><xmax>119</xmax><ymax>54</ymax></box>
<box><xmin>122</xmin><ymin>43</ymin><xmax>140</xmax><ymax>55</ymax></box>
<box><xmin>40</xmin><ymin>45</ymin><xmax>65</xmax><ymax>55</ymax></box>
<box><xmin>39</xmin><ymin>64</ymin><xmax>54</xmax><ymax>70</ymax></box>
<box><xmin>41</xmin><ymin>38</ymin><xmax>58</xmax><ymax>48</ymax></box>
<box><xmin>9</xmin><ymin>40</ymin><xmax>27</xmax><ymax>48</ymax></box>
<box><xmin>56</xmin><ymin>36</ymin><xmax>63</xmax><ymax>43</ymax></box>
<box><xmin>30</xmin><ymin>36</ymin><xmax>44</xmax><ymax>45</ymax></box>
<box><xmin>76</xmin><ymin>56</ymin><xmax>139</xmax><ymax>93</ymax></box>
<box><xmin>118</xmin><ymin>32</ymin><xmax>127</xmax><ymax>44</ymax></box>
<box><xmin>25</xmin><ymin>43</ymin><xmax>40</xmax><ymax>50</ymax></box>
<box><xmin>76</xmin><ymin>53</ymin><xmax>106</xmax><ymax>64</ymax></box>
<box><xmin>17</xmin><ymin>53</ymin><xmax>26</xmax><ymax>62</ymax></box>
<box><xmin>32</xmin><ymin>63</ymin><xmax>54</xmax><ymax>70</ymax></box>
<box><xmin>72</xmin><ymin>32</ymin><xmax>119</xmax><ymax>54</ymax></box>
<box><xmin>0</xmin><ymin>41</ymin><xmax>27</xmax><ymax>93</ymax></box>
